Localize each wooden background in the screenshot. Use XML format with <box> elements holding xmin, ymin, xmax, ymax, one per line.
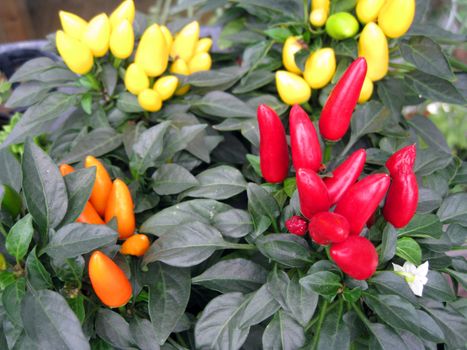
<box><xmin>0</xmin><ymin>0</ymin><xmax>157</xmax><ymax>43</ymax></box>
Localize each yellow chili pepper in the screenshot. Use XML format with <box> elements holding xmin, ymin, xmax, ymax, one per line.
<box><xmin>124</xmin><ymin>63</ymin><xmax>149</xmax><ymax>95</ymax></box>
<box><xmin>356</xmin><ymin>0</ymin><xmax>385</xmax><ymax>24</ymax></box>
<box><xmin>109</xmin><ymin>19</ymin><xmax>134</xmax><ymax>59</ymax></box>
<box><xmin>282</xmin><ymin>36</ymin><xmax>305</xmax><ymax>74</ymax></box>
<box><xmin>135</xmin><ymin>24</ymin><xmax>169</xmax><ymax>77</ymax></box>
<box><xmin>358</xmin><ymin>22</ymin><xmax>388</xmax><ymax>81</ymax></box>
<box><xmin>138</xmin><ymin>89</ymin><xmax>162</xmax><ymax>112</ymax></box>
<box><xmin>56</xmin><ymin>30</ymin><xmax>94</xmax><ymax>75</ymax></box>
<box><xmin>170</xmin><ymin>58</ymin><xmax>190</xmax><ymax>95</ymax></box>
<box><xmin>59</xmin><ymin>11</ymin><xmax>87</xmax><ymax>40</ymax></box>
<box><xmin>303</xmin><ymin>48</ymin><xmax>336</xmax><ymax>89</ymax></box>
<box><xmin>188</xmin><ymin>52</ymin><xmax>212</xmax><ymax>74</ymax></box>
<box><xmin>171</xmin><ymin>21</ymin><xmax>200</xmax><ymax>62</ymax></box>
<box><xmin>154</xmin><ymin>75</ymin><xmax>179</xmax><ymax>101</ymax></box>
<box><xmin>378</xmin><ymin>0</ymin><xmax>416</xmax><ymax>38</ymax></box>
<box><xmin>275</xmin><ymin>70</ymin><xmax>311</xmax><ymax>105</ymax></box>
<box><xmin>195</xmin><ymin>38</ymin><xmax>213</xmax><ymax>54</ymax></box>
<box><xmin>83</xmin><ymin>13</ymin><xmax>111</xmax><ymax>57</ymax></box>
<box><xmin>358</xmin><ymin>75</ymin><xmax>374</xmax><ymax>103</ymax></box>
<box><xmin>110</xmin><ymin>0</ymin><xmax>135</xmax><ymax>29</ymax></box>
<box><xmin>160</xmin><ymin>25</ymin><xmax>173</xmax><ymax>52</ymax></box>
<box><xmin>309</xmin><ymin>0</ymin><xmax>330</xmax><ymax>27</ymax></box>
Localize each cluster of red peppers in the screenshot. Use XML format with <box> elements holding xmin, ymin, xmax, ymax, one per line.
<box><xmin>257</xmin><ymin>57</ymin><xmax>419</xmax><ymax>280</ymax></box>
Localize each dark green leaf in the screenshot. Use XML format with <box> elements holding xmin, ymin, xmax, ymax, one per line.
<box><xmin>400</xmin><ymin>36</ymin><xmax>454</xmax><ymax>81</ymax></box>
<box><xmin>423</xmin><ymin>271</ymin><xmax>456</xmax><ymax>302</ymax></box>
<box><xmin>415</xmin><ymin>310</ymin><xmax>444</xmax><ymax>343</ymax></box>
<box><xmin>9</xmin><ymin>57</ymin><xmax>75</xmax><ymax>83</ymax></box>
<box><xmin>142</xmin><ymin>222</ymin><xmax>227</xmax><ymax>267</ymax></box>
<box><xmin>379</xmin><ymin>224</ymin><xmax>397</xmax><ymax>264</ymax></box>
<box><xmin>350</xmin><ymin>101</ymin><xmax>391</xmax><ymax>142</ymax></box>
<box><xmin>193</xmin><ymin>258</ymin><xmax>267</xmax><ymax>293</ymax></box>
<box><xmin>116</xmin><ymin>92</ymin><xmax>144</xmax><ymax>113</ymax></box>
<box><xmin>396</xmin><ymin>237</ymin><xmax>422</xmax><ymax>265</ymax></box>
<box><xmin>377</xmin><ymin>78</ymin><xmax>404</xmax><ymax>120</ymax></box>
<box><xmin>213</xmin><ymin>209</ymin><xmax>253</xmax><ymax>238</ymax></box>
<box><xmin>318</xmin><ymin>302</ymin><xmax>350</xmax><ymax>350</ymax></box>
<box><xmin>5</xmin><ymin>82</ymin><xmax>50</xmax><ymax>108</ymax></box>
<box><xmin>0</xmin><ymin>148</ymin><xmax>22</xmax><ymax>191</ymax></box>
<box><xmin>417</xmin><ymin>188</ymin><xmax>442</xmax><ymax>214</ymax></box>
<box><xmin>187</xmin><ymin>66</ymin><xmax>244</xmax><ymax>89</ymax></box>
<box><xmin>22</xmin><ymin>140</ymin><xmax>68</xmax><ymax>233</ymax></box>
<box><xmin>437</xmin><ymin>193</ymin><xmax>467</xmax><ymax>226</ymax></box>
<box><xmin>407</xmin><ymin>115</ymin><xmax>451</xmax><ymax>154</ymax></box>
<box><xmin>130</xmin><ymin>317</ymin><xmax>160</xmax><ymax>350</ymax></box>
<box><xmin>247</xmin><ymin>183</ymin><xmax>280</xmax><ymax>224</ymax></box>
<box><xmin>406</xmin><ymin>24</ymin><xmax>467</xmax><ymax>44</ymax></box>
<box><xmin>152</xmin><ymin>163</ymin><xmax>198</xmax><ymax>195</ymax></box>
<box><xmin>194</xmin><ymin>292</ymin><xmax>250</xmax><ymax>350</ymax></box>
<box><xmin>368</xmin><ymin>323</ymin><xmax>410</xmax><ymax>350</ymax></box>
<box><xmin>300</xmin><ymin>271</ymin><xmax>341</xmax><ymax>298</ymax></box>
<box><xmin>192</xmin><ymin>91</ymin><xmax>256</xmax><ymax>119</ymax></box>
<box><xmin>21</xmin><ymin>289</ymin><xmax>89</xmax><ymax>350</ymax></box>
<box><xmin>232</xmin><ymin>69</ymin><xmax>275</xmax><ymax>94</ymax></box>
<box><xmin>414</xmin><ymin>148</ymin><xmax>452</xmax><ymax>176</ymax></box>
<box><xmin>370</xmin><ymin>272</ymin><xmax>417</xmax><ymax>304</ymax></box>
<box><xmin>147</xmin><ymin>263</ymin><xmax>191</xmax><ymax>345</ymax></box>
<box><xmin>286</xmin><ymin>275</ymin><xmax>319</xmax><ymax>326</ymax></box>
<box><xmin>25</xmin><ymin>247</ymin><xmax>53</xmax><ymax>290</ymax></box>
<box><xmin>239</xmin><ymin>284</ymin><xmax>280</xmax><ymax>328</ymax></box>
<box><xmin>67</xmin><ymin>294</ymin><xmax>85</xmax><ymax>324</ymax></box>
<box><xmin>262</xmin><ymin>310</ymin><xmax>305</xmax><ymax>350</ymax></box>
<box><xmin>95</xmin><ymin>308</ymin><xmax>135</xmax><ymax>349</ymax></box>
<box><xmin>256</xmin><ymin>234</ymin><xmax>311</xmax><ymax>268</ymax></box>
<box><xmin>43</xmin><ymin>223</ymin><xmax>118</xmax><ymax>260</ymax></box>
<box><xmin>424</xmin><ymin>305</ymin><xmax>467</xmax><ymax>349</ymax></box>
<box><xmin>6</xmin><ymin>214</ymin><xmax>34</xmax><ymax>261</ymax></box>
<box><xmin>2</xmin><ymin>278</ymin><xmax>26</xmax><ymax>327</ymax></box>
<box><xmin>101</xmin><ymin>64</ymin><xmax>118</xmax><ymax>96</ymax></box>
<box><xmin>183</xmin><ymin>165</ymin><xmax>247</xmax><ymax>200</ymax></box>
<box><xmin>51</xmin><ymin>255</ymin><xmax>85</xmax><ymax>283</ymax></box>
<box><xmin>397</xmin><ymin>214</ymin><xmax>442</xmax><ymax>238</ymax></box>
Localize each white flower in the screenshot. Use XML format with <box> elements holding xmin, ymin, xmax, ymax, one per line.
<box><xmin>392</xmin><ymin>261</ymin><xmax>429</xmax><ymax>297</ymax></box>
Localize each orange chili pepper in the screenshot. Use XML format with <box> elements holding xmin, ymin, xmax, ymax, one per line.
<box><xmin>88</xmin><ymin>251</ymin><xmax>132</xmax><ymax>307</ymax></box>
<box><xmin>105</xmin><ymin>179</ymin><xmax>135</xmax><ymax>239</ymax></box>
<box><xmin>85</xmin><ymin>156</ymin><xmax>112</xmax><ymax>217</ymax></box>
<box><xmin>120</xmin><ymin>234</ymin><xmax>150</xmax><ymax>256</ymax></box>
<box><xmin>59</xmin><ymin>164</ymin><xmax>104</xmax><ymax>225</ymax></box>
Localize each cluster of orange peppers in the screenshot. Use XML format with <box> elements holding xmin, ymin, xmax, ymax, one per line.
<box><xmin>59</xmin><ymin>156</ymin><xmax>149</xmax><ymax>307</ymax></box>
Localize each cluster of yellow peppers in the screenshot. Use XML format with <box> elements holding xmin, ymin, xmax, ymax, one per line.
<box><xmin>276</xmin><ymin>0</ymin><xmax>415</xmax><ymax>106</ymax></box>
<box><xmin>55</xmin><ymin>0</ymin><xmax>213</xmax><ymax>112</ymax></box>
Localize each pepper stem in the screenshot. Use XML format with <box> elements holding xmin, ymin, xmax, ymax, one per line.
<box><xmin>310</xmin><ymin>299</ymin><xmax>329</xmax><ymax>350</ymax></box>
<box><xmin>113</xmin><ymin>57</ymin><xmax>122</xmax><ymax>69</ymax></box>
<box><xmin>323</xmin><ymin>142</ymin><xmax>333</xmax><ymax>164</ymax></box>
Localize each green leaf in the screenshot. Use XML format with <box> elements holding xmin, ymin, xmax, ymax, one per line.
<box><xmin>80</xmin><ymin>93</ymin><xmax>92</xmax><ymax>115</ymax></box>
<box><xmin>370</xmin><ymin>272</ymin><xmax>417</xmax><ymax>304</ymax></box>
<box><xmin>146</xmin><ymin>263</ymin><xmax>191</xmax><ymax>345</ymax></box>
<box><xmin>130</xmin><ymin>317</ymin><xmax>160</xmax><ymax>350</ymax></box>
<box><xmin>406</xmin><ymin>24</ymin><xmax>467</xmax><ymax>44</ymax></box>
<box><xmin>400</xmin><ymin>36</ymin><xmax>454</xmax><ymax>81</ymax></box>
<box><xmin>368</xmin><ymin>323</ymin><xmax>410</xmax><ymax>350</ymax></box>
<box><xmin>6</xmin><ymin>214</ymin><xmax>34</xmax><ymax>261</ymax></box>
<box><xmin>152</xmin><ymin>163</ymin><xmax>198</xmax><ymax>195</ymax></box>
<box><xmin>232</xmin><ymin>69</ymin><xmax>275</xmax><ymax>94</ymax></box>
<box><xmin>350</xmin><ymin>101</ymin><xmax>391</xmax><ymax>142</ymax></box>
<box><xmin>101</xmin><ymin>64</ymin><xmax>118</xmax><ymax>96</ymax></box>
<box><xmin>43</xmin><ymin>223</ymin><xmax>118</xmax><ymax>260</ymax></box>
<box><xmin>396</xmin><ymin>237</ymin><xmax>422</xmax><ymax>265</ymax></box>
<box><xmin>131</xmin><ymin>122</ymin><xmax>171</xmax><ymax>174</ymax></box>
<box><xmin>213</xmin><ymin>209</ymin><xmax>253</xmax><ymax>238</ymax></box>
<box><xmin>59</xmin><ymin>128</ymin><xmax>122</xmax><ymax>165</ymax></box>
<box><xmin>446</xmin><ymin>269</ymin><xmax>467</xmax><ymax>290</ymax></box>
<box><xmin>67</xmin><ymin>294</ymin><xmax>85</xmax><ymax>324</ymax></box>
<box><xmin>116</xmin><ymin>92</ymin><xmax>144</xmax><ymax>113</ymax></box>
<box><xmin>263</xmin><ymin>27</ymin><xmax>293</xmax><ymax>42</ymax></box>
<box><xmin>414</xmin><ymin>310</ymin><xmax>444</xmax><ymax>343</ymax></box>
<box><xmin>247</xmin><ymin>183</ymin><xmax>280</xmax><ymax>225</ymax></box>
<box><xmin>414</xmin><ymin>148</ymin><xmax>452</xmax><ymax>176</ymax></box>
<box><xmin>9</xmin><ymin>57</ymin><xmax>76</xmax><ymax>83</ymax></box>
<box><xmin>141</xmin><ymin>199</ymin><xmax>231</xmax><ymax>237</ymax></box>
<box><xmin>332</xmin><ymin>39</ymin><xmax>358</xmax><ymax>58</ymax></box>
<box><xmin>424</xmin><ymin>305</ymin><xmax>467</xmax><ymax>349</ymax></box>
<box><xmin>191</xmin><ymin>91</ymin><xmax>256</xmax><ymax>119</ymax></box>
<box><xmin>0</xmin><ymin>148</ymin><xmax>22</xmax><ymax>192</ymax></box>
<box><xmin>5</xmin><ymin>82</ymin><xmax>51</xmax><ymax>109</ymax></box>
<box><xmin>262</xmin><ymin>310</ymin><xmax>305</xmax><ymax>350</ymax></box>
<box><xmin>379</xmin><ymin>224</ymin><xmax>397</xmax><ymax>264</ymax></box>
<box><xmin>22</xmin><ymin>140</ymin><xmax>68</xmax><ymax>234</ymax></box>
<box><xmin>300</xmin><ymin>271</ymin><xmax>342</xmax><ymax>298</ymax></box>
<box><xmin>423</xmin><ymin>271</ymin><xmax>456</xmax><ymax>302</ymax></box>
<box><xmin>25</xmin><ymin>247</ymin><xmax>53</xmax><ymax>290</ymax></box>
<box><xmin>239</xmin><ymin>284</ymin><xmax>280</xmax><ymax>328</ymax></box>
<box><xmin>193</xmin><ymin>258</ymin><xmax>267</xmax><ymax>294</ymax></box>
<box><xmin>397</xmin><ymin>214</ymin><xmax>442</xmax><ymax>238</ymax></box>
<box><xmin>318</xmin><ymin>303</ymin><xmax>350</xmax><ymax>350</ymax></box>
<box><xmin>21</xmin><ymin>290</ymin><xmax>89</xmax><ymax>350</ymax></box>
<box><xmin>404</xmin><ymin>71</ymin><xmax>465</xmax><ymax>105</ymax></box>
<box><xmin>2</xmin><ymin>278</ymin><xmax>26</xmax><ymax>327</ymax></box>
<box><xmin>142</xmin><ymin>222</ymin><xmax>227</xmax><ymax>267</ymax></box>
<box><xmin>50</xmin><ymin>255</ymin><xmax>85</xmax><ymax>284</ymax></box>
<box><xmin>285</xmin><ymin>275</ymin><xmax>319</xmax><ymax>326</ymax></box>
<box><xmin>437</xmin><ymin>193</ymin><xmax>467</xmax><ymax>226</ymax></box>
<box><xmin>59</xmin><ymin>167</ymin><xmax>96</xmax><ymax>225</ymax></box>
<box><xmin>2</xmin><ymin>93</ymin><xmax>77</xmax><ymax>147</ymax></box>
<box><xmin>182</xmin><ymin>165</ymin><xmax>247</xmax><ymax>200</ymax></box>
<box><xmin>194</xmin><ymin>292</ymin><xmax>250</xmax><ymax>350</ymax></box>
<box><xmin>95</xmin><ymin>308</ymin><xmax>135</xmax><ymax>349</ymax></box>
<box><xmin>407</xmin><ymin>115</ymin><xmax>451</xmax><ymax>154</ymax></box>
<box><xmin>256</xmin><ymin>234</ymin><xmax>311</xmax><ymax>268</ymax></box>
<box><xmin>187</xmin><ymin>66</ymin><xmax>244</xmax><ymax>90</ymax></box>
<box><xmin>377</xmin><ymin>78</ymin><xmax>404</xmax><ymax>120</ymax></box>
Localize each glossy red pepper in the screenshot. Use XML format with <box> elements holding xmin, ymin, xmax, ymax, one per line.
<box><xmin>330</xmin><ymin>236</ymin><xmax>378</xmax><ymax>280</ymax></box>
<box><xmin>334</xmin><ymin>173</ymin><xmax>390</xmax><ymax>235</ymax></box>
<box><xmin>324</xmin><ymin>149</ymin><xmax>366</xmax><ymax>204</ymax></box>
<box><xmin>383</xmin><ymin>144</ymin><xmax>418</xmax><ymax>228</ymax></box>
<box><xmin>296</xmin><ymin>168</ymin><xmax>331</xmax><ymax>219</ymax></box>
<box><xmin>308</xmin><ymin>212</ymin><xmax>349</xmax><ymax>245</ymax></box>
<box><xmin>319</xmin><ymin>58</ymin><xmax>367</xmax><ymax>141</ymax></box>
<box><xmin>257</xmin><ymin>104</ymin><xmax>289</xmax><ymax>183</ymax></box>
<box><xmin>285</xmin><ymin>215</ymin><xmax>308</xmax><ymax>236</ymax></box>
<box><xmin>290</xmin><ymin>104</ymin><xmax>322</xmax><ymax>172</ymax></box>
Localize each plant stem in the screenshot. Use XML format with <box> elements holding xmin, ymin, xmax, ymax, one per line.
<box><xmin>449</xmin><ymin>57</ymin><xmax>467</xmax><ymax>72</ymax></box>
<box><xmin>310</xmin><ymin>300</ymin><xmax>329</xmax><ymax>350</ymax></box>
<box><xmin>351</xmin><ymin>301</ymin><xmax>371</xmax><ymax>327</ymax></box>
<box><xmin>113</xmin><ymin>57</ymin><xmax>122</xmax><ymax>69</ymax></box>
<box><xmin>271</xmin><ymin>217</ymin><xmax>280</xmax><ymax>233</ymax></box>
<box><xmin>0</xmin><ymin>223</ymin><xmax>8</xmax><ymax>238</ymax></box>
<box><xmin>225</xmin><ymin>243</ymin><xmax>256</xmax><ymax>250</ymax></box>
<box><xmin>323</xmin><ymin>142</ymin><xmax>333</xmax><ymax>163</ymax></box>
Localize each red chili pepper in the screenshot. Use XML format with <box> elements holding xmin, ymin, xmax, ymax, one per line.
<box><xmin>257</xmin><ymin>104</ymin><xmax>289</xmax><ymax>183</ymax></box>
<box><xmin>324</xmin><ymin>149</ymin><xmax>366</xmax><ymax>204</ymax></box>
<box><xmin>334</xmin><ymin>173</ymin><xmax>390</xmax><ymax>235</ymax></box>
<box><xmin>308</xmin><ymin>212</ymin><xmax>349</xmax><ymax>245</ymax></box>
<box><xmin>330</xmin><ymin>236</ymin><xmax>378</xmax><ymax>280</ymax></box>
<box><xmin>383</xmin><ymin>144</ymin><xmax>418</xmax><ymax>228</ymax></box>
<box><xmin>290</xmin><ymin>104</ymin><xmax>322</xmax><ymax>172</ymax></box>
<box><xmin>296</xmin><ymin>168</ymin><xmax>331</xmax><ymax>219</ymax></box>
<box><xmin>319</xmin><ymin>57</ymin><xmax>367</xmax><ymax>141</ymax></box>
<box><xmin>285</xmin><ymin>215</ymin><xmax>308</xmax><ymax>236</ymax></box>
